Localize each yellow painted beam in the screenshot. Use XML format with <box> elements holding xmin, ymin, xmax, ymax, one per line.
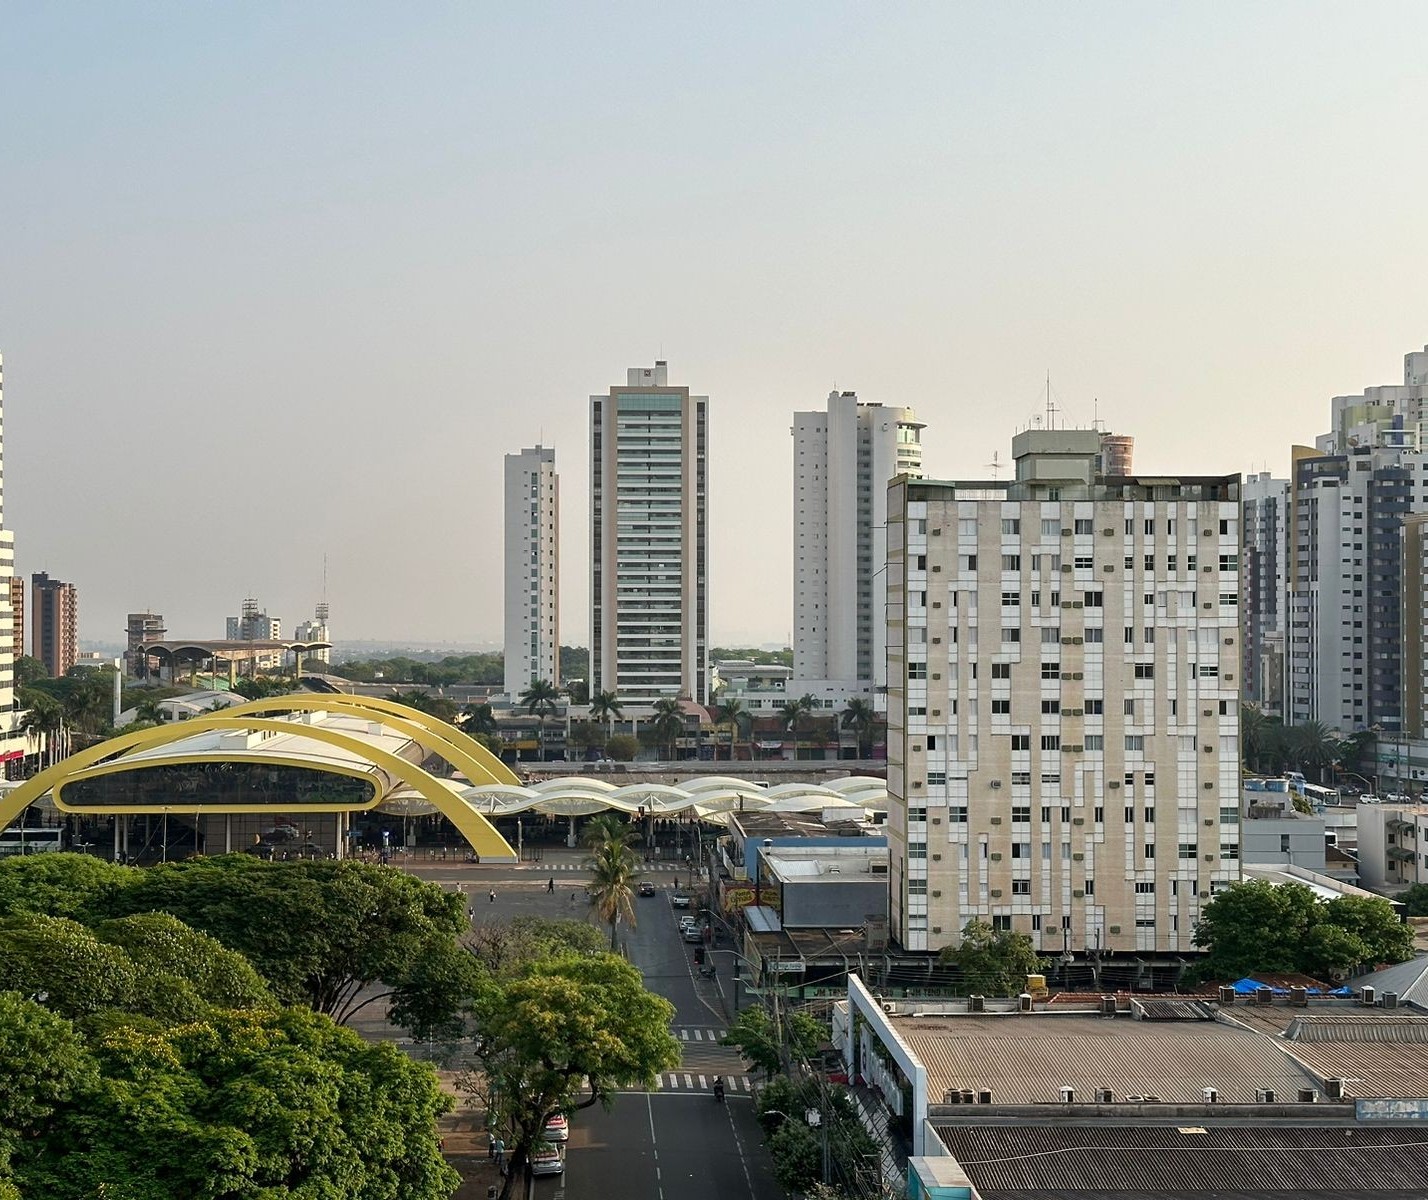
<box><xmin>221</xmin><ymin>693</ymin><xmax>520</xmax><ymax>786</ymax></box>
<box><xmin>0</xmin><ymin>714</ymin><xmax>517</xmax><ymax>861</ymax></box>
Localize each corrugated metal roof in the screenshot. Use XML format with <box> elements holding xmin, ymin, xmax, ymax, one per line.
<box><xmin>901</xmin><ymin>1015</ymin><xmax>1316</xmax><ymax>1105</ymax></box>
<box><xmin>931</xmin><ymin>1124</ymin><xmax>1428</xmax><ymax>1197</ymax></box>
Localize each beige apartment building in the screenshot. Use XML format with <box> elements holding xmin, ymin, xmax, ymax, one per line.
<box><xmin>886</xmin><ymin>430</ymin><xmax>1242</xmax><ymax>957</ymax></box>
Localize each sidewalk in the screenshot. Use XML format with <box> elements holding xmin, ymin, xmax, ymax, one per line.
<box><xmin>435</xmin><ymin>1072</ymin><xmax>505</xmax><ymax>1200</ymax></box>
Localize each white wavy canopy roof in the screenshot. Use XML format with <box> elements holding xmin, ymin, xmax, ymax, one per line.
<box><xmin>378</xmin><ymin>774</ymin><xmax>889</xmax><ymax>823</ymax></box>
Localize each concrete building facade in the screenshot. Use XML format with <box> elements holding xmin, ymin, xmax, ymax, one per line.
<box><xmin>124</xmin><ymin>611</ymin><xmax>166</xmax><ymax>677</ymax></box>
<box><xmin>1242</xmin><ymin>471</ymin><xmax>1289</xmax><ymax>715</ymax></box>
<box><xmin>293</xmin><ymin>602</ymin><xmax>331</xmax><ymax>665</ymax></box>
<box><xmin>31</xmin><ymin>571</ymin><xmax>78</xmax><ymax>679</ymax></box>
<box><xmin>886</xmin><ymin>429</ymin><xmax>1242</xmax><ymax>956</ymax></box>
<box><xmin>503</xmin><ymin>444</ymin><xmax>559</xmax><ymax>699</ymax></box>
<box><xmin>7</xmin><ymin>578</ymin><xmax>21</xmax><ymax>667</ymax></box>
<box><xmin>1287</xmin><ymin>444</ymin><xmax>1428</xmax><ymax>733</ymax></box>
<box><xmin>590</xmin><ymin>361</ymin><xmax>708</xmax><ymax>704</ymax></box>
<box><xmin>792</xmin><ymin>390</ymin><xmax>923</xmax><ymax>707</ymax></box>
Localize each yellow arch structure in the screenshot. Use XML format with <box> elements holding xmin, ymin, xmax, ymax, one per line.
<box><xmin>220</xmin><ymin>694</ymin><xmax>520</xmax><ymax>788</ymax></box>
<box><xmin>0</xmin><ymin>707</ymin><xmax>517</xmax><ymax>861</ymax></box>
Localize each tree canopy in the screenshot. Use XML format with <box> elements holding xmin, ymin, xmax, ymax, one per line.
<box><xmin>939</xmin><ymin>919</ymin><xmax>1044</xmax><ymax>995</ymax></box>
<box><xmin>1191</xmin><ymin>879</ymin><xmax>1414</xmax><ymax>981</ymax></box>
<box><xmin>0</xmin><ymin>854</ymin><xmax>471</xmax><ymax>1037</ymax></box>
<box><xmin>721</xmin><ymin>1002</ymin><xmax>826</xmax><ymax>1080</ymax></box>
<box><xmin>468</xmin><ymin>952</ymin><xmax>678</xmax><ymax>1199</ymax></box>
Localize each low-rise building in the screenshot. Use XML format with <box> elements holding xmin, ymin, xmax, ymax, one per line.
<box><xmin>1240</xmin><ymin>777</ymin><xmax>1327</xmax><ymax>871</ymax></box>
<box><xmin>843</xmin><ymin>972</ymin><xmax>1428</xmax><ymax>1200</ymax></box>
<box><xmin>1357</xmin><ymin>803</ymin><xmax>1428</xmax><ymax>890</ymax></box>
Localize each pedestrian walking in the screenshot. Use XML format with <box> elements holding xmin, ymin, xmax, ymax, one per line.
<box><xmin>570</xmin><ymin>890</ymin><xmax>576</xmax><ymax>904</ymax></box>
<box><xmin>547</xmin><ymin>877</ymin><xmax>555</xmax><ymax>893</ymax></box>
<box><xmin>489</xmin><ymin>888</ymin><xmax>496</xmax><ymax>903</ymax></box>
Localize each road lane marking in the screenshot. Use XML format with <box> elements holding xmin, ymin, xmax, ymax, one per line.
<box><xmin>645</xmin><ymin>1093</ymin><xmax>663</xmax><ymax>1200</ymax></box>
<box><xmin>724</xmin><ymin>1096</ymin><xmax>757</xmax><ymax>1200</ymax></box>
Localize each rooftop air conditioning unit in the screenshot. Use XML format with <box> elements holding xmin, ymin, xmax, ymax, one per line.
<box><xmin>1060</xmin><ymin>1086</ymin><xmax>1075</xmax><ymax>1102</ymax></box>
<box><xmin>1095</xmin><ymin>1088</ymin><xmax>1114</xmax><ymax>1103</ymax></box>
<box><xmin>882</xmin><ymin>1002</ymin><xmax>899</xmax><ymax>1015</ymax></box>
<box><xmin>969</xmin><ymin>995</ymin><xmax>985</xmax><ymax>1012</ymax></box>
<box><xmin>1256</xmin><ymin>1089</ymin><xmax>1277</xmax><ymax>1103</ymax></box>
<box><xmin>1218</xmin><ymin>986</ymin><xmax>1236</xmax><ymax>1004</ymax></box>
<box><xmin>1325</xmin><ymin>1078</ymin><xmax>1346</xmax><ymax>1100</ymax></box>
<box><xmin>1384</xmin><ymin>991</ymin><xmax>1400</xmax><ymax>1009</ymax></box>
<box><xmin>1360</xmin><ymin>986</ymin><xmax>1376</xmax><ymax>1006</ymax></box>
<box><xmin>1298</xmin><ymin>1087</ymin><xmax>1318</xmax><ymax>1103</ymax></box>
<box><xmin>1100</xmin><ymin>995</ymin><xmax>1116</xmax><ymax>1016</ymax></box>
<box><xmin>1255</xmin><ymin>987</ymin><xmax>1273</xmax><ymax>1006</ymax></box>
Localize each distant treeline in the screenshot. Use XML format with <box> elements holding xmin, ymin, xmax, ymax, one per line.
<box><xmin>325</xmin><ymin>645</ymin><xmax>790</xmax><ymax>687</ymax></box>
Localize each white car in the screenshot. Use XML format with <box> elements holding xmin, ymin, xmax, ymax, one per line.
<box><xmin>543</xmin><ymin>1113</ymin><xmax>569</xmax><ymax>1143</ymax></box>
<box><xmin>1359</xmin><ymin>794</ymin><xmax>1383</xmax><ymax>805</ymax></box>
<box><xmin>529</xmin><ymin>1142</ymin><xmax>564</xmax><ymax>1176</ymax></box>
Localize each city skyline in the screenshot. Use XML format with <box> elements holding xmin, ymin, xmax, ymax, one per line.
<box><xmin>3</xmin><ymin>6</ymin><xmax>1427</xmax><ymax>645</ymax></box>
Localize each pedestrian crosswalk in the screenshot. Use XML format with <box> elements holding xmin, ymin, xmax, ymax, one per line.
<box><xmin>650</xmin><ymin>1072</ymin><xmax>754</xmax><ymax>1094</ymax></box>
<box><xmin>673</xmin><ymin>1027</ymin><xmax>725</xmax><ymax>1042</ymax></box>
<box><xmin>513</xmin><ymin>861</ymin><xmax>686</xmax><ymax>872</ymax></box>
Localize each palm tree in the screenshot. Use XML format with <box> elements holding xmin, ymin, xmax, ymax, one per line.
<box><xmin>650</xmin><ymin>698</ymin><xmax>685</xmax><ymax>759</ymax></box>
<box><xmin>779</xmin><ymin>701</ymin><xmax>803</xmax><ymax>761</ymax></box>
<box><xmin>461</xmin><ymin>703</ymin><xmax>498</xmax><ymax>738</ymax></box>
<box><xmin>134</xmin><ymin>696</ymin><xmax>167</xmax><ymax>726</ymax></box>
<box><xmin>1286</xmin><ymin>720</ymin><xmax>1340</xmax><ymax>783</ymax></box>
<box><xmin>715</xmin><ymin>697</ymin><xmax>747</xmax><ymax>762</ymax></box>
<box><xmin>582</xmin><ymin>811</ymin><xmax>640</xmax><ymax>851</ymax></box>
<box><xmin>590</xmin><ymin>690</ymin><xmax>623</xmax><ymax>744</ymax></box>
<box><xmin>842</xmin><ymin>698</ymin><xmax>876</xmax><ymax>759</ymax></box>
<box><xmin>586</xmin><ymin>839</ymin><xmax>639</xmax><ymax>950</ymax></box>
<box><xmin>519</xmin><ymin>679</ymin><xmax>562</xmax><ymax>761</ymax></box>
<box><xmin>21</xmin><ymin>695</ymin><xmax>65</xmax><ymax>767</ymax></box>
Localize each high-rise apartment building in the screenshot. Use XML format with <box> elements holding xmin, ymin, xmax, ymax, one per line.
<box><xmin>1287</xmin><ymin>444</ymin><xmax>1428</xmax><ymax>733</ymax></box>
<box><xmin>1402</xmin><ymin>514</ymin><xmax>1428</xmax><ymax>740</ymax></box>
<box><xmin>8</xmin><ymin>578</ymin><xmax>23</xmax><ymax>665</ymax></box>
<box><xmin>590</xmin><ymin>361</ymin><xmax>708</xmax><ymax>704</ymax></box>
<box><xmin>1286</xmin><ymin>346</ymin><xmax>1428</xmax><ymax>734</ymax></box>
<box><xmin>886</xmin><ymin>429</ymin><xmax>1241</xmax><ymax>957</ymax></box>
<box><xmin>124</xmin><ymin>611</ymin><xmax>166</xmax><ymax>677</ymax></box>
<box><xmin>792</xmin><ymin>391</ymin><xmax>923</xmax><ymax>704</ymax></box>
<box><xmin>504</xmin><ymin>445</ymin><xmax>559</xmax><ymax>698</ymax></box>
<box><xmin>1242</xmin><ymin>472</ymin><xmax>1289</xmax><ymax>715</ymax></box>
<box><xmin>226</xmin><ymin>599</ymin><xmax>280</xmax><ymax>642</ymax></box>
<box><xmin>32</xmin><ymin>572</ymin><xmax>78</xmax><ymax>678</ymax></box>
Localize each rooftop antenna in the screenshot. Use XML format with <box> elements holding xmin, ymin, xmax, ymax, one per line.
<box><xmin>1045</xmin><ymin>371</ymin><xmax>1059</xmax><ymax>431</ymax></box>
<box><xmin>316</xmin><ymin>555</ymin><xmax>329</xmax><ymax>623</ymax></box>
<box><xmin>986</xmin><ymin>451</ymin><xmax>1003</xmax><ymax>479</ymax></box>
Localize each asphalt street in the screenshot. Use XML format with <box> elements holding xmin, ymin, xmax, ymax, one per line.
<box><xmin>401</xmin><ymin>854</ymin><xmax>786</xmax><ymax>1199</ymax></box>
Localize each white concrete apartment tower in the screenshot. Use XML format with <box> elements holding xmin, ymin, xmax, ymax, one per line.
<box><xmin>503</xmin><ymin>444</ymin><xmax>560</xmax><ymax>699</ymax></box>
<box><xmin>590</xmin><ymin>361</ymin><xmax>708</xmax><ymax>704</ymax></box>
<box><xmin>886</xmin><ymin>430</ymin><xmax>1242</xmax><ymax>957</ymax></box>
<box><xmin>793</xmin><ymin>391</ymin><xmax>923</xmax><ymax>703</ymax></box>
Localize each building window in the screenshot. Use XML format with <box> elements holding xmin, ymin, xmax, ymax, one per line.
<box><xmin>1011</xmin><ymin>735</ymin><xmax>1031</xmax><ymax>751</ymax></box>
<box><xmin>1012</xmin><ymin>879</ymin><xmax>1031</xmax><ymax>895</ymax></box>
<box><xmin>992</xmin><ymin>662</ymin><xmax>1012</xmax><ymax>679</ymax></box>
<box><xmin>1074</xmin><ymin>519</ymin><xmax>1094</xmax><ymax>535</ymax></box>
<box><xmin>1179</xmin><ymin>842</ymin><xmax>1199</xmax><ymax>859</ymax></box>
<box><xmin>1041</xmin><ymin>661</ymin><xmax>1061</xmax><ymax>679</ymax></box>
<box><xmin>1002</xmin><ymin>518</ymin><xmax>1021</xmax><ymax>535</ymax></box>
<box><xmin>1002</xmin><ymin>554</ymin><xmax>1021</xmax><ymax>571</ymax></box>
<box><xmin>1041</xmin><ymin>735</ymin><xmax>1061</xmax><ymax>750</ymax></box>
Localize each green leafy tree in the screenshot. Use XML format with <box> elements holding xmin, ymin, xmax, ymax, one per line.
<box><xmin>1192</xmin><ymin>879</ymin><xmax>1413</xmax><ymax>981</ymax></box>
<box><xmin>230</xmin><ymin>674</ymin><xmax>295</xmax><ymax>701</ymax></box>
<box><xmin>582</xmin><ymin>811</ymin><xmax>639</xmax><ymax>850</ymax></box>
<box><xmin>939</xmin><ymin>919</ymin><xmax>1043</xmax><ymax>995</ymax></box>
<box><xmin>604</xmin><ymin>733</ymin><xmax>638</xmax><ymax>761</ymax></box>
<box><xmin>0</xmin><ymin>991</ymin><xmax>96</xmax><ymax>1193</ymax></box>
<box><xmin>0</xmin><ymin>915</ymin><xmax>141</xmax><ymax>1019</ymax></box>
<box><xmin>14</xmin><ymin>655</ymin><xmax>49</xmax><ymax>687</ymax></box>
<box><xmin>93</xmin><ymin>912</ymin><xmax>274</xmax><ymax>1011</ymax></box>
<box><xmin>0</xmin><ymin>854</ymin><xmax>134</xmax><ymax>922</ymax></box>
<box><xmin>465</xmin><ymin>915</ymin><xmax>605</xmax><ymax>979</ymax></box>
<box><xmin>132</xmin><ymin>696</ymin><xmax>167</xmax><ymax>725</ymax></box>
<box><xmin>1397</xmin><ymin>883</ymin><xmax>1428</xmax><ymax>917</ymax></box>
<box><xmin>565</xmin><ymin>679</ymin><xmax>590</xmax><ymax>705</ymax></box>
<box><xmin>98</xmin><ymin>857</ymin><xmax>470</xmax><ymax>1032</ymax></box>
<box><xmin>17</xmin><ymin>1007</ymin><xmax>458</xmax><ymax>1200</ymax></box>
<box><xmin>468</xmin><ymin>953</ymin><xmax>679</xmax><ymax>1198</ymax></box>
<box><xmin>721</xmin><ymin>1003</ymin><xmax>827</xmax><ymax>1080</ymax></box>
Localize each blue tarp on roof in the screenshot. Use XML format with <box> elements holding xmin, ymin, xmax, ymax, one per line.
<box><xmin>1231</xmin><ymin>977</ymin><xmax>1353</xmax><ymax>996</ymax></box>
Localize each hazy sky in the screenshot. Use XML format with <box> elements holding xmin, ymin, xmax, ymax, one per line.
<box><xmin>3</xmin><ymin>3</ymin><xmax>1427</xmax><ymax>649</ymax></box>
